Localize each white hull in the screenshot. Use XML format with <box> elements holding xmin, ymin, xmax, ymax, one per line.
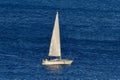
<box><xmin>42</xmin><ymin>59</ymin><xmax>73</xmax><ymax>65</ymax></box>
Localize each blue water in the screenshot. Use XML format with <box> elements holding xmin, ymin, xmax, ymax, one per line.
<box><xmin>0</xmin><ymin>0</ymin><xmax>120</xmax><ymax>80</ymax></box>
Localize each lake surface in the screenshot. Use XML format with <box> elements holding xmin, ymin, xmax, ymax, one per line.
<box><xmin>0</xmin><ymin>0</ymin><xmax>120</xmax><ymax>80</ymax></box>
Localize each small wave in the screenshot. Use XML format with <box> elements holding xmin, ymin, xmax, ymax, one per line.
<box><xmin>0</xmin><ymin>53</ymin><xmax>29</xmax><ymax>61</ymax></box>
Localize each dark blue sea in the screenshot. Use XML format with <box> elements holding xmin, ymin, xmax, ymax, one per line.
<box><xmin>0</xmin><ymin>0</ymin><xmax>120</xmax><ymax>80</ymax></box>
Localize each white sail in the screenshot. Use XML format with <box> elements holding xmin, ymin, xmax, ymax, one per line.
<box><xmin>48</xmin><ymin>12</ymin><xmax>61</xmax><ymax>57</ymax></box>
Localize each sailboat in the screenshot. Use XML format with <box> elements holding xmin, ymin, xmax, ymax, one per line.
<box><xmin>42</xmin><ymin>12</ymin><xmax>73</xmax><ymax>65</ymax></box>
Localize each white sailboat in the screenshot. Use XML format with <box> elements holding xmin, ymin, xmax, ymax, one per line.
<box><xmin>42</xmin><ymin>12</ymin><xmax>73</xmax><ymax>65</ymax></box>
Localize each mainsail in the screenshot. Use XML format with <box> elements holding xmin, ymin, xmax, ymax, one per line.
<box><xmin>48</xmin><ymin>12</ymin><xmax>61</xmax><ymax>57</ymax></box>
